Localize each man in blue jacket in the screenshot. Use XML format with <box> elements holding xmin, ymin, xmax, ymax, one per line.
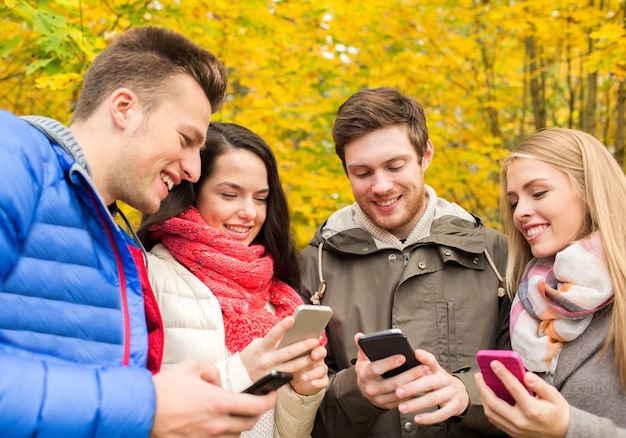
<box><xmin>0</xmin><ymin>26</ymin><xmax>276</xmax><ymax>437</ymax></box>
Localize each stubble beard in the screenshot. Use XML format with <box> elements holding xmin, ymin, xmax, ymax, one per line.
<box><xmin>366</xmin><ymin>185</ymin><xmax>427</xmax><ymax>239</ymax></box>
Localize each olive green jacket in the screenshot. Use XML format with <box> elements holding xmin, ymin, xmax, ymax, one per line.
<box><xmin>300</xmin><ymin>200</ymin><xmax>510</xmax><ymax>438</ymax></box>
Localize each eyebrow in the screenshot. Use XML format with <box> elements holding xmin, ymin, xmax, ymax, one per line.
<box><xmin>347</xmin><ymin>154</ymin><xmax>411</xmax><ymax>170</ymax></box>
<box><xmin>216</xmin><ymin>181</ymin><xmax>270</xmax><ymax>193</ymax></box>
<box><xmin>181</xmin><ymin>124</ymin><xmax>206</xmax><ymax>149</ymax></box>
<box><xmin>506</xmin><ymin>177</ymin><xmax>549</xmax><ymax>196</ymax></box>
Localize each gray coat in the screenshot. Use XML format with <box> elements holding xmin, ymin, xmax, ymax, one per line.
<box><xmin>300</xmin><ymin>201</ymin><xmax>510</xmax><ymax>437</ymax></box>
<box><xmin>554</xmin><ymin>308</ymin><xmax>626</xmax><ymax>438</ymax></box>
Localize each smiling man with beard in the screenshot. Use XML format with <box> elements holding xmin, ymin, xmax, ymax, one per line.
<box><xmin>300</xmin><ymin>87</ymin><xmax>511</xmax><ymax>438</ymax></box>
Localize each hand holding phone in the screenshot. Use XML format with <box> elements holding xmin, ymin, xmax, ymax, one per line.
<box><xmin>357</xmin><ymin>328</ymin><xmax>421</xmax><ymax>378</ymax></box>
<box><xmin>276</xmin><ymin>304</ymin><xmax>332</xmax><ymax>352</ymax></box>
<box><xmin>242</xmin><ymin>370</ymin><xmax>293</xmax><ymax>395</ymax></box>
<box><xmin>476</xmin><ymin>349</ymin><xmax>531</xmax><ymax>405</ymax></box>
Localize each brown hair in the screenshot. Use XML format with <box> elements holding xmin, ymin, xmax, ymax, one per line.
<box><xmin>138</xmin><ymin>122</ymin><xmax>302</xmax><ymax>292</ymax></box>
<box><xmin>71</xmin><ymin>26</ymin><xmax>227</xmax><ymax>123</ymax></box>
<box><xmin>332</xmin><ymin>87</ymin><xmax>429</xmax><ymax>170</ymax></box>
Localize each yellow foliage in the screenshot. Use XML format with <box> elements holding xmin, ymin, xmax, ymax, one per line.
<box><xmin>2</xmin><ymin>0</ymin><xmax>626</xmax><ymax>249</ymax></box>
<box><xmin>35</xmin><ymin>72</ymin><xmax>81</xmax><ymax>90</ymax></box>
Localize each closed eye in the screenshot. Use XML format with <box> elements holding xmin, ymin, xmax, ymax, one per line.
<box><xmin>180</xmin><ymin>133</ymin><xmax>192</xmax><ymax>147</ymax></box>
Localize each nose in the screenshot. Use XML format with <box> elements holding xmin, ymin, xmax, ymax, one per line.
<box><xmin>237</xmin><ymin>197</ymin><xmax>257</xmax><ymax>220</ymax></box>
<box><xmin>181</xmin><ymin>149</ymin><xmax>201</xmax><ymax>183</ymax></box>
<box><xmin>513</xmin><ymin>197</ymin><xmax>532</xmax><ymax>221</ymax></box>
<box><xmin>371</xmin><ymin>172</ymin><xmax>393</xmax><ymax>195</ymax></box>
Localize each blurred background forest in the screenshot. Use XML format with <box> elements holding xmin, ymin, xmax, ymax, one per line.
<box><xmin>2</xmin><ymin>0</ymin><xmax>625</xmax><ymax>249</ymax></box>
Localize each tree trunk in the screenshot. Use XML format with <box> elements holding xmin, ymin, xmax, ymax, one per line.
<box><xmin>615</xmin><ymin>80</ymin><xmax>626</xmax><ymax>167</ymax></box>
<box><xmin>525</xmin><ymin>34</ymin><xmax>546</xmax><ymax>130</ymax></box>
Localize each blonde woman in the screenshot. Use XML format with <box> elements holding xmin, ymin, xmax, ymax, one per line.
<box><xmin>476</xmin><ymin>128</ymin><xmax>626</xmax><ymax>437</ymax></box>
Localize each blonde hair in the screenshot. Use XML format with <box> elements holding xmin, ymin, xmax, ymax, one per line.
<box><xmin>500</xmin><ymin>127</ymin><xmax>626</xmax><ymax>387</ymax></box>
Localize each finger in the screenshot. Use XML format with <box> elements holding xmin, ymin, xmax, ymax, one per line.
<box><xmin>410</xmin><ymin>402</ymin><xmax>457</xmax><ymax>425</ymax></box>
<box><xmin>523</xmin><ymin>371</ymin><xmax>560</xmax><ymax>402</ymax></box>
<box><xmin>353</xmin><ymin>332</ymin><xmax>367</xmax><ymax>359</ymax></box>
<box><xmin>310</xmin><ymin>375</ymin><xmax>330</xmax><ymax>389</ymax></box>
<box><xmin>474</xmin><ymin>372</ymin><xmax>496</xmax><ymax>402</ymax></box>
<box><xmin>229</xmin><ymin>391</ymin><xmax>278</xmax><ymax>416</ymax></box>
<box><xmin>370</xmin><ymin>354</ymin><xmax>408</xmax><ymax>378</ymax></box>
<box><xmin>490</xmin><ymin>360</ymin><xmax>533</xmax><ymax>403</ymax></box>
<box><xmin>301</xmin><ymin>361</ymin><xmax>328</xmax><ymax>381</ymax></box>
<box><xmin>414</xmin><ymin>349</ymin><xmax>438</xmax><ymax>373</ymax></box>
<box><xmin>474</xmin><ymin>371</ymin><xmax>515</xmax><ymax>425</ymax></box>
<box><xmin>265</xmin><ymin>316</ymin><xmax>295</xmax><ymax>346</ymax></box>
<box><xmin>309</xmin><ymin>345</ymin><xmax>327</xmax><ymax>361</ymax></box>
<box><xmin>281</xmin><ymin>338</ymin><xmax>321</xmax><ymax>363</ymax></box>
<box><xmin>193</xmin><ymin>360</ymin><xmax>222</xmax><ymax>385</ymax></box>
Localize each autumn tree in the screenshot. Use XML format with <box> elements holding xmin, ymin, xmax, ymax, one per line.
<box><xmin>1</xmin><ymin>0</ymin><xmax>624</xmax><ymax>247</ymax></box>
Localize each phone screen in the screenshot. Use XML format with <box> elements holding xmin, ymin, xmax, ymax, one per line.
<box><xmin>358</xmin><ymin>328</ymin><xmax>421</xmax><ymax>378</ymax></box>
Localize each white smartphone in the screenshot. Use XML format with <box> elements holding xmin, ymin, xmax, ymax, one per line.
<box><xmin>276</xmin><ymin>304</ymin><xmax>333</xmax><ymax>351</ymax></box>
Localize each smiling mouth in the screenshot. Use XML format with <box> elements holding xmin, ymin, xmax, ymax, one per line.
<box><xmin>161</xmin><ymin>172</ymin><xmax>174</xmax><ymax>191</ymax></box>
<box><xmin>225</xmin><ymin>225</ymin><xmax>251</xmax><ymax>233</ymax></box>
<box><xmin>526</xmin><ymin>225</ymin><xmax>548</xmax><ymax>237</ymax></box>
<box><xmin>374</xmin><ymin>196</ymin><xmax>400</xmax><ymax>207</ymax></box>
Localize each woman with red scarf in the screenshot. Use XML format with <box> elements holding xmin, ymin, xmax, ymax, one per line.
<box><xmin>138</xmin><ymin>122</ymin><xmax>328</xmax><ymax>437</ymax></box>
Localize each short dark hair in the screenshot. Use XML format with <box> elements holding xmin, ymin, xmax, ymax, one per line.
<box><xmin>71</xmin><ymin>26</ymin><xmax>228</xmax><ymax>122</ymax></box>
<box><xmin>332</xmin><ymin>87</ymin><xmax>430</xmax><ymax>170</ymax></box>
<box><xmin>138</xmin><ymin>122</ymin><xmax>302</xmax><ymax>292</ymax></box>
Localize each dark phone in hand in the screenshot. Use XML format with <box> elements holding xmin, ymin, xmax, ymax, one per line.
<box><xmin>358</xmin><ymin>328</ymin><xmax>421</xmax><ymax>378</ymax></box>
<box><xmin>242</xmin><ymin>370</ymin><xmax>293</xmax><ymax>395</ymax></box>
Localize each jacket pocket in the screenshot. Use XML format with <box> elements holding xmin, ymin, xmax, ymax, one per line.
<box><xmin>446</xmin><ymin>301</ymin><xmax>457</xmax><ymax>371</ymax></box>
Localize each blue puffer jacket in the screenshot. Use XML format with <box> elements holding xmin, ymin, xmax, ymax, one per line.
<box><xmin>0</xmin><ymin>111</ymin><xmax>155</xmax><ymax>437</ymax></box>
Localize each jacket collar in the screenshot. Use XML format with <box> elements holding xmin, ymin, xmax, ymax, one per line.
<box><xmin>314</xmin><ymin>188</ymin><xmax>486</xmax><ymax>255</ymax></box>
<box><xmin>21</xmin><ymin>115</ymin><xmax>92</xmax><ymax>176</ymax></box>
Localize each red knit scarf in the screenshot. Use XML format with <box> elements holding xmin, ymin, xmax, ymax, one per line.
<box><xmin>150</xmin><ymin>207</ymin><xmax>305</xmax><ymax>352</ymax></box>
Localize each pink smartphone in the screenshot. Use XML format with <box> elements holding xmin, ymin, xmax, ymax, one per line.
<box><xmin>476</xmin><ymin>349</ymin><xmax>530</xmax><ymax>405</ymax></box>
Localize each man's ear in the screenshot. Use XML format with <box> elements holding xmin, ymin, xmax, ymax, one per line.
<box><xmin>421</xmin><ymin>139</ymin><xmax>434</xmax><ymax>171</ymax></box>
<box><xmin>109</xmin><ymin>88</ymin><xmax>137</xmax><ymax>129</ymax></box>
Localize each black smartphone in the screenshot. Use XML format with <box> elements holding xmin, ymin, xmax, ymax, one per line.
<box><xmin>242</xmin><ymin>370</ymin><xmax>294</xmax><ymax>395</ymax></box>
<box><xmin>358</xmin><ymin>328</ymin><xmax>421</xmax><ymax>378</ymax></box>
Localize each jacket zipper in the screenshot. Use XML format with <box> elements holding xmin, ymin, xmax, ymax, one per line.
<box><xmin>88</xmin><ymin>191</ymin><xmax>131</xmax><ymax>366</ymax></box>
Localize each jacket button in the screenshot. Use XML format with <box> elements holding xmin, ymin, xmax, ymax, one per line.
<box><xmin>472</xmin><ymin>257</ymin><xmax>480</xmax><ymax>264</ymax></box>
<box><xmin>362</xmin><ymin>246</ymin><xmax>370</xmax><ymax>252</ymax></box>
<box><xmin>418</xmin><ymin>262</ymin><xmax>426</xmax><ymax>269</ymax></box>
<box><xmin>403</xmin><ymin>421</ymin><xmax>415</xmax><ymax>432</ymax></box>
<box><xmin>444</xmin><ymin>249</ymin><xmax>452</xmax><ymax>256</ymax></box>
<box><xmin>388</xmin><ymin>254</ymin><xmax>397</xmax><ymax>261</ymax></box>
